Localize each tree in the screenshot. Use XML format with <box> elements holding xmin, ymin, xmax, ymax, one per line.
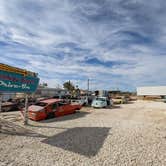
<box><xmin>63</xmin><ymin>81</ymin><xmax>75</xmax><ymax>93</ymax></box>
<box><xmin>39</xmin><ymin>82</ymin><xmax>48</xmax><ymax>88</ymax></box>
<box><xmin>74</xmin><ymin>86</ymin><xmax>80</xmax><ymax>97</ymax></box>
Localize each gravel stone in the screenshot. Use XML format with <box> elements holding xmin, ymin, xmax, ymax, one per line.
<box><xmin>0</xmin><ymin>100</ymin><xmax>166</xmax><ymax>166</ymax></box>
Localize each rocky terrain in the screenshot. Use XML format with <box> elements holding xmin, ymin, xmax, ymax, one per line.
<box><xmin>0</xmin><ymin>100</ymin><xmax>166</xmax><ymax>166</ymax></box>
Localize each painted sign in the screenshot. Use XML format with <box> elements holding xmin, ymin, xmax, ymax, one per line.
<box><xmin>0</xmin><ymin>70</ymin><xmax>39</xmax><ymax>93</ymax></box>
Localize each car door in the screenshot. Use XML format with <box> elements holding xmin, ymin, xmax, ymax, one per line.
<box><xmin>56</xmin><ymin>102</ymin><xmax>74</xmax><ymax>116</ymax></box>
<box><xmin>63</xmin><ymin>103</ymin><xmax>73</xmax><ymax>113</ymax></box>
<box><xmin>55</xmin><ymin>102</ymin><xmax>65</xmax><ymax>117</ymax></box>
<box><xmin>47</xmin><ymin>102</ymin><xmax>57</xmax><ymax>118</ymax></box>
<box><xmin>52</xmin><ymin>102</ymin><xmax>58</xmax><ymax>112</ymax></box>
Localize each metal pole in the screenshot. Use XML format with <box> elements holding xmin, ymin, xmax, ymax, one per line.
<box><xmin>86</xmin><ymin>79</ymin><xmax>90</xmax><ymax>105</ymax></box>
<box><xmin>24</xmin><ymin>94</ymin><xmax>28</xmax><ymax>125</ymax></box>
<box><xmin>87</xmin><ymin>79</ymin><xmax>89</xmax><ymax>95</ymax></box>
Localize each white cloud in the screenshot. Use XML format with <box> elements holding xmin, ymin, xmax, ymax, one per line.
<box><xmin>0</xmin><ymin>0</ymin><xmax>166</xmax><ymax>91</ymax></box>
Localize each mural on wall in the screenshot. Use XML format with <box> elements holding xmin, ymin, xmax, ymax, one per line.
<box><xmin>0</xmin><ymin>70</ymin><xmax>39</xmax><ymax>93</ymax></box>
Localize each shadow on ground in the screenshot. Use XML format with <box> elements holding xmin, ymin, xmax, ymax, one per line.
<box><xmin>91</xmin><ymin>105</ymin><xmax>121</xmax><ymax>109</ymax></box>
<box><xmin>42</xmin><ymin>127</ymin><xmax>110</xmax><ymax>157</ymax></box>
<box><xmin>0</xmin><ymin>119</ymin><xmax>47</xmax><ymax>138</ymax></box>
<box><xmin>125</xmin><ymin>101</ymin><xmax>135</xmax><ymax>104</ymax></box>
<box><xmin>28</xmin><ymin>123</ymin><xmax>67</xmax><ymax>129</ymax></box>
<box><xmin>40</xmin><ymin>111</ymin><xmax>90</xmax><ymax>123</ymax></box>
<box><xmin>111</xmin><ymin>105</ymin><xmax>121</xmax><ymax>109</ymax></box>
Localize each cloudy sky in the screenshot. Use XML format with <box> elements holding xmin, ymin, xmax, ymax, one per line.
<box><xmin>0</xmin><ymin>0</ymin><xmax>166</xmax><ymax>91</ymax></box>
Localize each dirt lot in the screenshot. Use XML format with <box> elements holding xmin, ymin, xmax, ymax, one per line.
<box><xmin>0</xmin><ymin>100</ymin><xmax>166</xmax><ymax>166</ymax></box>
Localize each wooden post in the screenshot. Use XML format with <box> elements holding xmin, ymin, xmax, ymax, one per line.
<box><xmin>24</xmin><ymin>94</ymin><xmax>28</xmax><ymax>125</ymax></box>
<box><xmin>0</xmin><ymin>93</ymin><xmax>2</xmax><ymax>130</ymax></box>
<box><xmin>0</xmin><ymin>93</ymin><xmax>2</xmax><ymax>114</ymax></box>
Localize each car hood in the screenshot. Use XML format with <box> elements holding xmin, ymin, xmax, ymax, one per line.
<box><xmin>28</xmin><ymin>105</ymin><xmax>44</xmax><ymax>112</ymax></box>
<box><xmin>92</xmin><ymin>100</ymin><xmax>105</xmax><ymax>104</ymax></box>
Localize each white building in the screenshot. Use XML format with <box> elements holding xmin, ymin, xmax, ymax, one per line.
<box><xmin>137</xmin><ymin>86</ymin><xmax>166</xmax><ymax>96</ymax></box>
<box><xmin>1</xmin><ymin>93</ymin><xmax>16</xmax><ymax>101</ymax></box>
<box><xmin>1</xmin><ymin>87</ymin><xmax>69</xmax><ymax>101</ymax></box>
<box><xmin>35</xmin><ymin>87</ymin><xmax>69</xmax><ymax>98</ymax></box>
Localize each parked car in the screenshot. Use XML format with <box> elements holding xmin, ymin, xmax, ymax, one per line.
<box><xmin>161</xmin><ymin>96</ymin><xmax>166</xmax><ymax>103</ymax></box>
<box><xmin>91</xmin><ymin>97</ymin><xmax>110</xmax><ymax>108</ymax></box>
<box><xmin>80</xmin><ymin>96</ymin><xmax>88</xmax><ymax>105</ymax></box>
<box><xmin>71</xmin><ymin>96</ymin><xmax>88</xmax><ymax>106</ymax></box>
<box><xmin>21</xmin><ymin>98</ymin><xmax>82</xmax><ymax>121</ymax></box>
<box><xmin>112</xmin><ymin>96</ymin><xmax>128</xmax><ymax>104</ymax></box>
<box><xmin>1</xmin><ymin>102</ymin><xmax>18</xmax><ymax>112</ymax></box>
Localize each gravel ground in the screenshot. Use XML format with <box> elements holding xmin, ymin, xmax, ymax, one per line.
<box><xmin>0</xmin><ymin>100</ymin><xmax>166</xmax><ymax>166</ymax></box>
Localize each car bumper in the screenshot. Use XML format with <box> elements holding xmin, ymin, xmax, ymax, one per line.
<box><xmin>28</xmin><ymin>112</ymin><xmax>47</xmax><ymax>121</ymax></box>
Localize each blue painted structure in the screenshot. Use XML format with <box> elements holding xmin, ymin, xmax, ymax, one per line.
<box><xmin>0</xmin><ymin>70</ymin><xmax>39</xmax><ymax>93</ymax></box>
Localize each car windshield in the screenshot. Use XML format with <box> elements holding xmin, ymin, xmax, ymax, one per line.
<box><xmin>115</xmin><ymin>97</ymin><xmax>122</xmax><ymax>99</ymax></box>
<box><xmin>35</xmin><ymin>102</ymin><xmax>47</xmax><ymax>107</ymax></box>
<box><xmin>96</xmin><ymin>98</ymin><xmax>106</xmax><ymax>101</ymax></box>
<box><xmin>58</xmin><ymin>102</ymin><xmax>68</xmax><ymax>106</ymax></box>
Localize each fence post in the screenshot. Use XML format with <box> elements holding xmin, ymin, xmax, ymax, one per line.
<box><xmin>0</xmin><ymin>93</ymin><xmax>2</xmax><ymax>130</ymax></box>
<box><xmin>0</xmin><ymin>93</ymin><xmax>2</xmax><ymax>114</ymax></box>
<box><xmin>24</xmin><ymin>94</ymin><xmax>28</xmax><ymax>125</ymax></box>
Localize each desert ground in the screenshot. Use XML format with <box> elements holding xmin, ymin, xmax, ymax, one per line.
<box><xmin>0</xmin><ymin>100</ymin><xmax>166</xmax><ymax>166</ymax></box>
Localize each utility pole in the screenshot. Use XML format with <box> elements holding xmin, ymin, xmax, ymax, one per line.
<box><xmin>87</xmin><ymin>79</ymin><xmax>90</xmax><ymax>96</ymax></box>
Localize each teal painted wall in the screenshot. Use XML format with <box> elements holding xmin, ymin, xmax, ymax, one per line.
<box><xmin>0</xmin><ymin>70</ymin><xmax>39</xmax><ymax>93</ymax></box>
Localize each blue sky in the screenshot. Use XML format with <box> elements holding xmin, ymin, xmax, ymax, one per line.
<box><xmin>0</xmin><ymin>0</ymin><xmax>166</xmax><ymax>91</ymax></box>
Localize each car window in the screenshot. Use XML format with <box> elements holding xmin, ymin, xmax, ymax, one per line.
<box><xmin>58</xmin><ymin>102</ymin><xmax>66</xmax><ymax>107</ymax></box>
<box><xmin>115</xmin><ymin>97</ymin><xmax>122</xmax><ymax>99</ymax></box>
<box><xmin>52</xmin><ymin>103</ymin><xmax>57</xmax><ymax>109</ymax></box>
<box><xmin>35</xmin><ymin>102</ymin><xmax>47</xmax><ymax>107</ymax></box>
<box><xmin>96</xmin><ymin>98</ymin><xmax>106</xmax><ymax>101</ymax></box>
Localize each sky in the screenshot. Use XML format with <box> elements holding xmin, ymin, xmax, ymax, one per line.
<box><xmin>0</xmin><ymin>0</ymin><xmax>166</xmax><ymax>91</ymax></box>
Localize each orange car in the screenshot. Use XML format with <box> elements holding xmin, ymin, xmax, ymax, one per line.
<box><xmin>27</xmin><ymin>99</ymin><xmax>82</xmax><ymax>121</ymax></box>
